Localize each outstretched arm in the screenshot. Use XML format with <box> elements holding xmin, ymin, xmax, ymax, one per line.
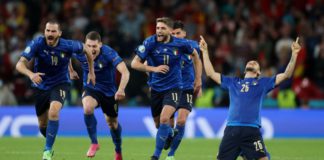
<box><xmin>115</xmin><ymin>62</ymin><xmax>130</xmax><ymax>101</ymax></box>
<box><xmin>200</xmin><ymin>36</ymin><xmax>221</xmax><ymax>85</ymax></box>
<box><xmin>275</xmin><ymin>37</ymin><xmax>301</xmax><ymax>85</ymax></box>
<box><xmin>16</xmin><ymin>57</ymin><xmax>45</xmax><ymax>85</ymax></box>
<box><xmin>191</xmin><ymin>49</ymin><xmax>202</xmax><ymax>96</ymax></box>
<box><xmin>131</xmin><ymin>55</ymin><xmax>169</xmax><ymax>74</ymax></box>
<box><xmin>83</xmin><ymin>44</ymin><xmax>96</xmax><ymax>85</ymax></box>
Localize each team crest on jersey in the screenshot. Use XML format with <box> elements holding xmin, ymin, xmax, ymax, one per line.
<box><xmin>173</xmin><ymin>48</ymin><xmax>178</xmax><ymax>56</ymax></box>
<box><xmin>187</xmin><ymin>54</ymin><xmax>192</xmax><ymax>60</ymax></box>
<box><xmin>24</xmin><ymin>47</ymin><xmax>31</xmax><ymax>54</ymax></box>
<box><xmin>98</xmin><ymin>62</ymin><xmax>103</xmax><ymax>69</ymax></box>
<box><xmin>138</xmin><ymin>45</ymin><xmax>145</xmax><ymax>53</ymax></box>
<box><xmin>60</xmin><ymin>52</ymin><xmax>66</xmax><ymax>58</ymax></box>
<box><xmin>252</xmin><ymin>80</ymin><xmax>258</xmax><ymax>85</ymax></box>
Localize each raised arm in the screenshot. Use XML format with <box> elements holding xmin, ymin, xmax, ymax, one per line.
<box><xmin>200</xmin><ymin>36</ymin><xmax>221</xmax><ymax>85</ymax></box>
<box><xmin>191</xmin><ymin>49</ymin><xmax>202</xmax><ymax>96</ymax></box>
<box><xmin>131</xmin><ymin>55</ymin><xmax>169</xmax><ymax>74</ymax></box>
<box><xmin>275</xmin><ymin>37</ymin><xmax>301</xmax><ymax>85</ymax></box>
<box><xmin>83</xmin><ymin>44</ymin><xmax>96</xmax><ymax>85</ymax></box>
<box><xmin>115</xmin><ymin>62</ymin><xmax>130</xmax><ymax>100</ymax></box>
<box><xmin>16</xmin><ymin>57</ymin><xmax>45</xmax><ymax>85</ymax></box>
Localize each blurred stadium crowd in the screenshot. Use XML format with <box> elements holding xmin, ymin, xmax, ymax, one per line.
<box><xmin>0</xmin><ymin>0</ymin><xmax>323</xmax><ymax>108</ymax></box>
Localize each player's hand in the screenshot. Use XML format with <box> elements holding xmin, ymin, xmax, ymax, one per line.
<box><xmin>115</xmin><ymin>89</ymin><xmax>126</xmax><ymax>101</ymax></box>
<box><xmin>69</xmin><ymin>70</ymin><xmax>79</xmax><ymax>80</ymax></box>
<box><xmin>29</xmin><ymin>72</ymin><xmax>45</xmax><ymax>85</ymax></box>
<box><xmin>291</xmin><ymin>37</ymin><xmax>301</xmax><ymax>55</ymax></box>
<box><xmin>199</xmin><ymin>35</ymin><xmax>208</xmax><ymax>53</ymax></box>
<box><xmin>87</xmin><ymin>71</ymin><xmax>96</xmax><ymax>86</ymax></box>
<box><xmin>154</xmin><ymin>65</ymin><xmax>169</xmax><ymax>74</ymax></box>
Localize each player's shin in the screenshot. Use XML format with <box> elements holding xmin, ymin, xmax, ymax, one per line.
<box><xmin>44</xmin><ymin>120</ymin><xmax>59</xmax><ymax>151</ymax></box>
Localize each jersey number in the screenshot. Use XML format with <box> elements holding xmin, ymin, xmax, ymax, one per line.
<box><xmin>51</xmin><ymin>56</ymin><xmax>58</xmax><ymax>66</ymax></box>
<box><xmin>163</xmin><ymin>55</ymin><xmax>169</xmax><ymax>65</ymax></box>
<box><xmin>240</xmin><ymin>84</ymin><xmax>249</xmax><ymax>92</ymax></box>
<box><xmin>253</xmin><ymin>140</ymin><xmax>264</xmax><ymax>151</ymax></box>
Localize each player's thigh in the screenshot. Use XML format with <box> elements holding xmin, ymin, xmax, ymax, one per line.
<box><xmin>82</xmin><ymin>89</ymin><xmax>100</xmax><ymax>113</ymax></box>
<box><xmin>100</xmin><ymin>95</ymin><xmax>118</xmax><ymax>118</ymax></box>
<box><xmin>150</xmin><ymin>89</ymin><xmax>164</xmax><ymax>118</ymax></box>
<box><xmin>217</xmin><ymin>126</ymin><xmax>241</xmax><ymax>160</ymax></box>
<box><xmin>178</xmin><ymin>89</ymin><xmax>193</xmax><ymax>112</ymax></box>
<box><xmin>34</xmin><ymin>88</ymin><xmax>51</xmax><ymax>117</ymax></box>
<box><xmin>240</xmin><ymin>127</ymin><xmax>268</xmax><ymax>160</ymax></box>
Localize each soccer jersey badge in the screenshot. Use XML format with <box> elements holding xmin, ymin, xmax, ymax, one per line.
<box><xmin>173</xmin><ymin>48</ymin><xmax>178</xmax><ymax>56</ymax></box>
<box><xmin>138</xmin><ymin>45</ymin><xmax>145</xmax><ymax>53</ymax></box>
<box><xmin>60</xmin><ymin>52</ymin><xmax>66</xmax><ymax>58</ymax></box>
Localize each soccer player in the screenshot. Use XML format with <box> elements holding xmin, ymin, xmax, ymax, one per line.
<box><xmin>162</xmin><ymin>20</ymin><xmax>202</xmax><ymax>160</ymax></box>
<box><xmin>15</xmin><ymin>20</ymin><xmax>95</xmax><ymax>160</ymax></box>
<box><xmin>70</xmin><ymin>31</ymin><xmax>129</xmax><ymax>160</ymax></box>
<box><xmin>200</xmin><ymin>35</ymin><xmax>301</xmax><ymax>160</ymax></box>
<box><xmin>131</xmin><ymin>17</ymin><xmax>201</xmax><ymax>160</ymax></box>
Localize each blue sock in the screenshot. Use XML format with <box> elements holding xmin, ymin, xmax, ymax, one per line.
<box><xmin>84</xmin><ymin>114</ymin><xmax>98</xmax><ymax>144</ymax></box>
<box><xmin>110</xmin><ymin>123</ymin><xmax>122</xmax><ymax>153</ymax></box>
<box><xmin>168</xmin><ymin>125</ymin><xmax>185</xmax><ymax>156</ymax></box>
<box><xmin>153</xmin><ymin>124</ymin><xmax>171</xmax><ymax>158</ymax></box>
<box><xmin>40</xmin><ymin>127</ymin><xmax>47</xmax><ymax>137</ymax></box>
<box><xmin>44</xmin><ymin>120</ymin><xmax>59</xmax><ymax>151</ymax></box>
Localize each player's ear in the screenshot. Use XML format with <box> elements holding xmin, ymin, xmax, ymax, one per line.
<box><xmin>58</xmin><ymin>30</ymin><xmax>62</xmax><ymax>37</ymax></box>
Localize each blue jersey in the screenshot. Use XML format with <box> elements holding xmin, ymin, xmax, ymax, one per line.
<box><xmin>73</xmin><ymin>45</ymin><xmax>122</xmax><ymax>97</ymax></box>
<box><xmin>181</xmin><ymin>39</ymin><xmax>200</xmax><ymax>90</ymax></box>
<box><xmin>221</xmin><ymin>75</ymin><xmax>276</xmax><ymax>128</ymax></box>
<box><xmin>21</xmin><ymin>36</ymin><xmax>83</xmax><ymax>90</ymax></box>
<box><xmin>135</xmin><ymin>35</ymin><xmax>194</xmax><ymax>92</ymax></box>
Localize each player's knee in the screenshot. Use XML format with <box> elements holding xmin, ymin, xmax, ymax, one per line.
<box><xmin>160</xmin><ymin>116</ymin><xmax>170</xmax><ymax>124</ymax></box>
<box><xmin>48</xmin><ymin>109</ymin><xmax>60</xmax><ymax>120</ymax></box>
<box><xmin>107</xmin><ymin>120</ymin><xmax>118</xmax><ymax>129</ymax></box>
<box><xmin>83</xmin><ymin>106</ymin><xmax>94</xmax><ymax>114</ymax></box>
<box><xmin>176</xmin><ymin>117</ymin><xmax>187</xmax><ymax>126</ymax></box>
<box><xmin>82</xmin><ymin>102</ymin><xmax>95</xmax><ymax>114</ymax></box>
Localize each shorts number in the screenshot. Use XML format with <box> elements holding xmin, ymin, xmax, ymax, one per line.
<box><xmin>172</xmin><ymin>92</ymin><xmax>178</xmax><ymax>102</ymax></box>
<box><xmin>186</xmin><ymin>94</ymin><xmax>193</xmax><ymax>104</ymax></box>
<box><xmin>60</xmin><ymin>89</ymin><xmax>66</xmax><ymax>99</ymax></box>
<box><xmin>253</xmin><ymin>140</ymin><xmax>264</xmax><ymax>151</ymax></box>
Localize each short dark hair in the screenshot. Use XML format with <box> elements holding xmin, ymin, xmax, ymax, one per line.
<box><xmin>46</xmin><ymin>19</ymin><xmax>61</xmax><ymax>30</ymax></box>
<box><xmin>156</xmin><ymin>17</ymin><xmax>174</xmax><ymax>28</ymax></box>
<box><xmin>173</xmin><ymin>20</ymin><xmax>184</xmax><ymax>30</ymax></box>
<box><xmin>86</xmin><ymin>31</ymin><xmax>101</xmax><ymax>42</ymax></box>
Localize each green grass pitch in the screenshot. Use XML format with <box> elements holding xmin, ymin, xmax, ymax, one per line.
<box><xmin>1</xmin><ymin>137</ymin><xmax>324</xmax><ymax>160</ymax></box>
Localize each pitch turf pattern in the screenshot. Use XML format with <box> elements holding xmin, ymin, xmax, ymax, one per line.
<box><xmin>1</xmin><ymin>138</ymin><xmax>324</xmax><ymax>160</ymax></box>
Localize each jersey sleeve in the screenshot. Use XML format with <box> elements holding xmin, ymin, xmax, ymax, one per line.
<box><xmin>21</xmin><ymin>39</ymin><xmax>39</xmax><ymax>61</ymax></box>
<box><xmin>106</xmin><ymin>48</ymin><xmax>123</xmax><ymax>67</ymax></box>
<box><xmin>263</xmin><ymin>76</ymin><xmax>276</xmax><ymax>93</ymax></box>
<box><xmin>135</xmin><ymin>38</ymin><xmax>152</xmax><ymax>61</ymax></box>
<box><xmin>71</xmin><ymin>40</ymin><xmax>84</xmax><ymax>54</ymax></box>
<box><xmin>182</xmin><ymin>39</ymin><xmax>194</xmax><ymax>55</ymax></box>
<box><xmin>220</xmin><ymin>75</ymin><xmax>235</xmax><ymax>89</ymax></box>
<box><xmin>191</xmin><ymin>40</ymin><xmax>201</xmax><ymax>56</ymax></box>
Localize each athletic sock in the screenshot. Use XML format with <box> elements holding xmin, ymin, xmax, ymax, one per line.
<box><xmin>110</xmin><ymin>123</ymin><xmax>122</xmax><ymax>153</ymax></box>
<box><xmin>168</xmin><ymin>125</ymin><xmax>185</xmax><ymax>156</ymax></box>
<box><xmin>153</xmin><ymin>124</ymin><xmax>171</xmax><ymax>158</ymax></box>
<box><xmin>84</xmin><ymin>114</ymin><xmax>98</xmax><ymax>144</ymax></box>
<box><xmin>44</xmin><ymin>120</ymin><xmax>59</xmax><ymax>151</ymax></box>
